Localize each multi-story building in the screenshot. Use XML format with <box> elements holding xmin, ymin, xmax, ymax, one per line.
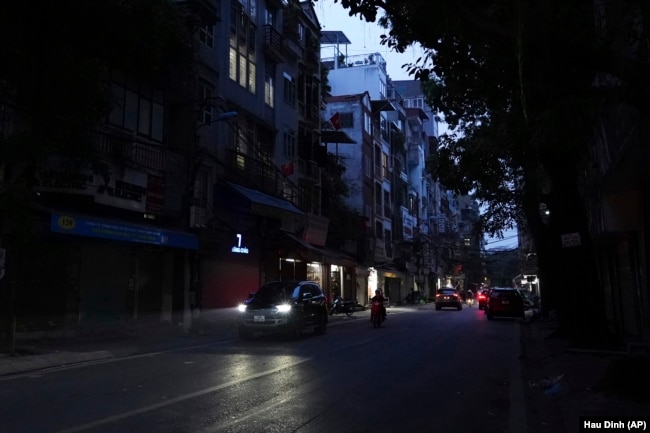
<box><xmin>189</xmin><ymin>0</ymin><xmax>352</xmax><ymax>308</ymax></box>
<box><xmin>0</xmin><ymin>1</ymin><xmax>218</xmax><ymax>334</ymax></box>
<box><xmin>0</xmin><ymin>0</ymin><xmax>351</xmax><ymax>336</ymax></box>
<box><xmin>393</xmin><ymin>79</ymin><xmax>481</xmax><ymax>295</ymax></box>
<box><xmin>321</xmin><ymin>31</ymin><xmax>457</xmax><ymax>304</ymax></box>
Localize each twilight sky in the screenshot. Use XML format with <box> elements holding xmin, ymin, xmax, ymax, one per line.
<box><xmin>314</xmin><ymin>0</ymin><xmax>424</xmax><ymax>81</ymax></box>
<box><xmin>314</xmin><ymin>1</ymin><xmax>519</xmax><ymax>251</ymax></box>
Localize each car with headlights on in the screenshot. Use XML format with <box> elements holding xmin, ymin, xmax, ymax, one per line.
<box><xmin>237</xmin><ymin>281</ymin><xmax>328</xmax><ymax>340</ymax></box>
<box><xmin>435</xmin><ymin>288</ymin><xmax>462</xmax><ymax>310</ymax></box>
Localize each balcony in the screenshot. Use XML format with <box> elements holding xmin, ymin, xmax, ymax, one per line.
<box><xmin>303</xmin><ymin>48</ymin><xmax>320</xmax><ymax>70</ymax></box>
<box><xmin>283</xmin><ymin>37</ymin><xmax>303</xmax><ymax>59</ymax></box>
<box><xmin>223</xmin><ymin>149</ymin><xmax>307</xmax><ymax>209</ymax></box>
<box><xmin>307</xmin><ymin>104</ymin><xmax>320</xmax><ymax>124</ymax></box>
<box><xmin>170</xmin><ymin>0</ymin><xmax>221</xmax><ymax>25</ymax></box>
<box><xmin>94</xmin><ymin>130</ymin><xmax>164</xmax><ymax>171</ymax></box>
<box><xmin>263</xmin><ymin>25</ymin><xmax>284</xmax><ymax>63</ymax></box>
<box><xmin>407</xmin><ymin>142</ymin><xmax>422</xmax><ymax>167</ymax></box>
<box><xmin>296</xmin><ymin>159</ymin><xmax>321</xmax><ymax>183</ymax></box>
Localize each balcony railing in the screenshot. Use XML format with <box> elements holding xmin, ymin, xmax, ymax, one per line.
<box><xmin>263</xmin><ymin>25</ymin><xmax>284</xmax><ymax>62</ymax></box>
<box><xmin>296</xmin><ymin>158</ymin><xmax>320</xmax><ymax>182</ymax></box>
<box><xmin>223</xmin><ymin>149</ymin><xmax>309</xmax><ymax>209</ymax></box>
<box><xmin>283</xmin><ymin>36</ymin><xmax>303</xmax><ymax>59</ymax></box>
<box><xmin>94</xmin><ymin>130</ymin><xmax>164</xmax><ymax>171</ymax></box>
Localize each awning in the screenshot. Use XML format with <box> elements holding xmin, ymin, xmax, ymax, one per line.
<box><xmin>281</xmin><ymin>231</ymin><xmax>325</xmax><ymax>262</ymax></box>
<box><xmin>322</xmin><ymin>247</ymin><xmax>357</xmax><ymax>267</ymax></box>
<box><xmin>224</xmin><ymin>182</ymin><xmax>305</xmax><ymax>221</ymax></box>
<box><xmin>371</xmin><ymin>99</ymin><xmax>398</xmax><ymax>113</ymax></box>
<box><xmin>281</xmin><ymin>231</ymin><xmax>358</xmax><ymax>266</ymax></box>
<box><xmin>321</xmin><ymin>130</ymin><xmax>356</xmax><ymax>144</ymax></box>
<box><xmin>321</xmin><ymin>31</ymin><xmax>352</xmax><ymax>45</ymax></box>
<box><xmin>50</xmin><ymin>212</ymin><xmax>198</xmax><ymax>250</ymax></box>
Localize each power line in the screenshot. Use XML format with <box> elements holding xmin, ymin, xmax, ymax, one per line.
<box><xmin>484</xmin><ymin>233</ymin><xmax>519</xmax><ymax>246</ymax></box>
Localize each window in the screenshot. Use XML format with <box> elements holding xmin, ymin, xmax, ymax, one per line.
<box><xmin>297</xmin><ymin>22</ymin><xmax>304</xmax><ymax>41</ymax></box>
<box><xmin>109</xmin><ymin>72</ymin><xmax>164</xmax><ymax>141</ymax></box>
<box><xmin>193</xmin><ymin>165</ymin><xmax>211</xmax><ymax>208</ymax></box>
<box><xmin>283</xmin><ymin>72</ymin><xmax>296</xmax><ymax>106</ymax></box>
<box><xmin>263</xmin><ymin>6</ymin><xmax>275</xmax><ymax>25</ymax></box>
<box><xmin>364</xmin><ymin>113</ymin><xmax>372</xmax><ymax>134</ymax></box>
<box><xmin>199</xmin><ymin>25</ymin><xmax>214</xmax><ymax>48</ymax></box>
<box><xmin>405</xmin><ymin>98</ymin><xmax>423</xmax><ymax>108</ymax></box>
<box><xmin>238</xmin><ymin>0</ymin><xmax>256</xmax><ymax>18</ymax></box>
<box><xmin>229</xmin><ymin>5</ymin><xmax>256</xmax><ymax>94</ymax></box>
<box><xmin>284</xmin><ymin>128</ymin><xmax>296</xmax><ymax>158</ymax></box>
<box><xmin>375</xmin><ymin>182</ymin><xmax>382</xmax><ymax>207</ymax></box>
<box><xmin>339</xmin><ymin>112</ymin><xmax>353</xmax><ymax>128</ymax></box>
<box><xmin>364</xmin><ymin>155</ymin><xmax>371</xmax><ymax>178</ymax></box>
<box><xmin>375</xmin><ymin>221</ymin><xmax>383</xmax><ymax>238</ymax></box>
<box><xmin>374</xmin><ymin>145</ymin><xmax>381</xmax><ymax>177</ymax></box>
<box><xmin>264</xmin><ymin>73</ymin><xmax>275</xmax><ymax>107</ymax></box>
<box><xmin>197</xmin><ymin>80</ymin><xmax>214</xmax><ymax>125</ymax></box>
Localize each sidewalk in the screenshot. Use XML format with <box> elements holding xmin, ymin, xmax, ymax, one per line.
<box><xmin>519</xmin><ymin>315</ymin><xmax>650</xmax><ymax>433</ymax></box>
<box><xmin>0</xmin><ymin>306</ymin><xmax>371</xmax><ymax>377</ymax></box>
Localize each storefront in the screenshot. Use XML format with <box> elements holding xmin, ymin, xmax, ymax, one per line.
<box><xmin>204</xmin><ymin>182</ymin><xmax>307</xmax><ymax>307</ymax></box>
<box><xmin>48</xmin><ymin>212</ymin><xmax>198</xmax><ymax>327</ymax></box>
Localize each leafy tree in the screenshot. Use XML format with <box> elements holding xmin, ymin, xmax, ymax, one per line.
<box><xmin>321</xmin><ymin>0</ymin><xmax>650</xmax><ymax>346</ymax></box>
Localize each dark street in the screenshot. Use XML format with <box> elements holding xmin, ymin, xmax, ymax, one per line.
<box><xmin>0</xmin><ymin>307</ymin><xmax>522</xmax><ymax>433</ymax></box>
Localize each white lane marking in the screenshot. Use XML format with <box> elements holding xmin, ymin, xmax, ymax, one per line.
<box><xmin>55</xmin><ymin>333</ymin><xmax>390</xmax><ymax>433</ymax></box>
<box><xmin>196</xmin><ymin>397</ymin><xmax>291</xmax><ymax>433</ymax></box>
<box><xmin>55</xmin><ymin>357</ymin><xmax>313</xmax><ymax>433</ymax></box>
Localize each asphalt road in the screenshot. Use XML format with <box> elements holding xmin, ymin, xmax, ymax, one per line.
<box><xmin>0</xmin><ymin>306</ymin><xmax>524</xmax><ymax>433</ymax></box>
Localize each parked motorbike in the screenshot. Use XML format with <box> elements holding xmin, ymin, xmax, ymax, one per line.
<box><xmin>329</xmin><ymin>296</ymin><xmax>355</xmax><ymax>316</ymax></box>
<box><xmin>523</xmin><ymin>297</ymin><xmax>541</xmax><ymax>323</ymax></box>
<box><xmin>370</xmin><ymin>300</ymin><xmax>384</xmax><ymax>328</ymax></box>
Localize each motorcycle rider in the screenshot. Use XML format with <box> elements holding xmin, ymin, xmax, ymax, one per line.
<box><xmin>371</xmin><ymin>289</ymin><xmax>387</xmax><ymax>321</ymax></box>
<box><xmin>466</xmin><ymin>289</ymin><xmax>475</xmax><ymax>306</ymax></box>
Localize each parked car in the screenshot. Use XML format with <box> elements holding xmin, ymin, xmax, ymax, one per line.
<box><xmin>435</xmin><ymin>288</ymin><xmax>462</xmax><ymax>310</ymax></box>
<box><xmin>237</xmin><ymin>281</ymin><xmax>328</xmax><ymax>339</ymax></box>
<box><xmin>485</xmin><ymin>287</ymin><xmax>524</xmax><ymax>320</ymax></box>
<box><xmin>477</xmin><ymin>289</ymin><xmax>490</xmax><ymax>310</ymax></box>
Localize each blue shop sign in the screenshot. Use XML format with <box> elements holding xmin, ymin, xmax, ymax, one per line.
<box><xmin>51</xmin><ymin>214</ymin><xmax>198</xmax><ymax>250</ymax></box>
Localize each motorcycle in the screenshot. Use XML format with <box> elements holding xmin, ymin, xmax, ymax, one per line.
<box><xmin>329</xmin><ymin>295</ymin><xmax>355</xmax><ymax>316</ymax></box>
<box><xmin>467</xmin><ymin>297</ymin><xmax>475</xmax><ymax>307</ymax></box>
<box><xmin>523</xmin><ymin>297</ymin><xmax>541</xmax><ymax>323</ymax></box>
<box><xmin>370</xmin><ymin>300</ymin><xmax>384</xmax><ymax>328</ymax></box>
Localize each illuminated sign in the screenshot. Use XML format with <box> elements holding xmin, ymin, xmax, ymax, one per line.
<box><xmin>231</xmin><ymin>233</ymin><xmax>249</xmax><ymax>254</ymax></box>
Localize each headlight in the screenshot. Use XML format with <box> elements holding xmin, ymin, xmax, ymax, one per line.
<box><xmin>276</xmin><ymin>304</ymin><xmax>292</xmax><ymax>313</ymax></box>
<box><xmin>238</xmin><ymin>304</ymin><xmax>247</xmax><ymax>312</ymax></box>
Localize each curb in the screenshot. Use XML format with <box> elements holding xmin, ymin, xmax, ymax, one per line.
<box><xmin>0</xmin><ymin>350</ymin><xmax>113</xmax><ymax>377</ymax></box>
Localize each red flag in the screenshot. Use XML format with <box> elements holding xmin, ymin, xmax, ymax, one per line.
<box><xmin>281</xmin><ymin>161</ymin><xmax>294</xmax><ymax>176</ymax></box>
<box><xmin>329</xmin><ymin>112</ymin><xmax>340</xmax><ymax>130</ymax></box>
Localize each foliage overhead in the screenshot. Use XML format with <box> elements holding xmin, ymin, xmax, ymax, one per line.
<box><xmin>321</xmin><ymin>0</ymin><xmax>649</xmax><ymax>240</ymax></box>
<box><xmin>321</xmin><ymin>0</ymin><xmax>650</xmax><ymax>343</ymax></box>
